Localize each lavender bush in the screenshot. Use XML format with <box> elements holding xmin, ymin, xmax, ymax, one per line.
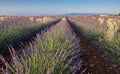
<box><xmin>68</xmin><ymin>16</ymin><xmax>120</xmax><ymax>63</ymax></box>
<box><xmin>0</xmin><ymin>18</ymin><xmax>83</xmax><ymax>74</ymax></box>
<box><xmin>0</xmin><ymin>16</ymin><xmax>58</xmax><ymax>51</ymax></box>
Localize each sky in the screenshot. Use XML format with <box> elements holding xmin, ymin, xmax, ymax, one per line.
<box><xmin>0</xmin><ymin>0</ymin><xmax>120</xmax><ymax>15</ymax></box>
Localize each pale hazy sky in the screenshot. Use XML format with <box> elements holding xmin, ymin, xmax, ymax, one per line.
<box><xmin>0</xmin><ymin>0</ymin><xmax>120</xmax><ymax>15</ymax></box>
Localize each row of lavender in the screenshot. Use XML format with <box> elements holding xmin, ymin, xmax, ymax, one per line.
<box><xmin>68</xmin><ymin>16</ymin><xmax>120</xmax><ymax>63</ymax></box>
<box><xmin>0</xmin><ymin>16</ymin><xmax>61</xmax><ymax>52</ymax></box>
<box><xmin>0</xmin><ymin>18</ymin><xmax>83</xmax><ymax>74</ymax></box>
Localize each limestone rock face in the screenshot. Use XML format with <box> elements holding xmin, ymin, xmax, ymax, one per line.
<box><xmin>61</xmin><ymin>17</ymin><xmax>66</xmax><ymax>21</ymax></box>
<box><xmin>29</xmin><ymin>17</ymin><xmax>34</xmax><ymax>22</ymax></box>
<box><xmin>36</xmin><ymin>17</ymin><xmax>54</xmax><ymax>23</ymax></box>
<box><xmin>0</xmin><ymin>17</ymin><xmax>4</xmax><ymax>21</ymax></box>
<box><xmin>98</xmin><ymin>18</ymin><xmax>105</xmax><ymax>25</ymax></box>
<box><xmin>105</xmin><ymin>18</ymin><xmax>118</xmax><ymax>41</ymax></box>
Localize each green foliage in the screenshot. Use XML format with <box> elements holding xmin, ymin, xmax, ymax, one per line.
<box><xmin>118</xmin><ymin>13</ymin><xmax>120</xmax><ymax>16</ymax></box>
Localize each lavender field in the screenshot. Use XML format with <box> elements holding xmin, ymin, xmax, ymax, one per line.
<box><xmin>0</xmin><ymin>16</ymin><xmax>120</xmax><ymax>74</ymax></box>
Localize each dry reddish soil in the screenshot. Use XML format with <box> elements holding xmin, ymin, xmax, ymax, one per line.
<box><xmin>67</xmin><ymin>19</ymin><xmax>120</xmax><ymax>74</ymax></box>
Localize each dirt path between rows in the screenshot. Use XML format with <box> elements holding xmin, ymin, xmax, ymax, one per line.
<box><xmin>67</xmin><ymin>18</ymin><xmax>120</xmax><ymax>74</ymax></box>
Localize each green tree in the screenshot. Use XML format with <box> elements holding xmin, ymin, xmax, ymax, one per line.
<box><xmin>118</xmin><ymin>13</ymin><xmax>120</xmax><ymax>16</ymax></box>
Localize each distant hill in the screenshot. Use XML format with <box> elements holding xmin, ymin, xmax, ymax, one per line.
<box><xmin>64</xmin><ymin>13</ymin><xmax>101</xmax><ymax>16</ymax></box>
<box><xmin>64</xmin><ymin>13</ymin><xmax>116</xmax><ymax>16</ymax></box>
